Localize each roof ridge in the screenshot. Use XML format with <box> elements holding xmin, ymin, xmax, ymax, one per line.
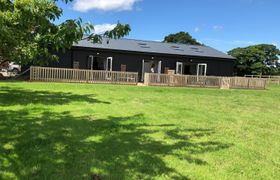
<box><xmin>120</xmin><ymin>38</ymin><xmax>205</xmax><ymax>47</ymax></box>
<box><xmin>77</xmin><ymin>36</ymin><xmax>235</xmax><ymax>59</ymax></box>
<box><xmin>81</xmin><ymin>36</ymin><xmax>205</xmax><ymax>47</ymax></box>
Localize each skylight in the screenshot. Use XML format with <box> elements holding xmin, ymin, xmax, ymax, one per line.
<box><xmin>170</xmin><ymin>45</ymin><xmax>184</xmax><ymax>51</ymax></box>
<box><xmin>190</xmin><ymin>47</ymin><xmax>203</xmax><ymax>53</ymax></box>
<box><xmin>191</xmin><ymin>47</ymin><xmax>199</xmax><ymax>50</ymax></box>
<box><xmin>138</xmin><ymin>42</ymin><xmax>148</xmax><ymax>46</ymax></box>
<box><xmin>139</xmin><ymin>46</ymin><xmax>150</xmax><ymax>49</ymax></box>
<box><xmin>174</xmin><ymin>48</ymin><xmax>184</xmax><ymax>51</ymax></box>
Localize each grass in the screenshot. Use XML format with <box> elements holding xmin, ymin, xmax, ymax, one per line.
<box><xmin>0</xmin><ymin>81</ymin><xmax>280</xmax><ymax>180</ymax></box>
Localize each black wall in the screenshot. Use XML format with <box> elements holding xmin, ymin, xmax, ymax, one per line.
<box><xmin>52</xmin><ymin>47</ymin><xmax>234</xmax><ymax>79</ymax></box>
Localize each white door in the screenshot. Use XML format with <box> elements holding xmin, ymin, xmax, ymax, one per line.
<box><xmin>157</xmin><ymin>61</ymin><xmax>162</xmax><ymax>74</ymax></box>
<box><xmin>197</xmin><ymin>64</ymin><xmax>207</xmax><ymax>76</ymax></box>
<box><xmin>157</xmin><ymin>61</ymin><xmax>162</xmax><ymax>82</ymax></box>
<box><xmin>106</xmin><ymin>57</ymin><xmax>113</xmax><ymax>71</ymax></box>
<box><xmin>141</xmin><ymin>60</ymin><xmax>145</xmax><ymax>81</ymax></box>
<box><xmin>176</xmin><ymin>62</ymin><xmax>183</xmax><ymax>74</ymax></box>
<box><xmin>141</xmin><ymin>60</ymin><xmax>155</xmax><ymax>81</ymax></box>
<box><xmin>88</xmin><ymin>55</ymin><xmax>94</xmax><ymax>70</ymax></box>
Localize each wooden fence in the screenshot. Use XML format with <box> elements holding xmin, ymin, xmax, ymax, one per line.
<box><xmin>245</xmin><ymin>75</ymin><xmax>280</xmax><ymax>85</ymax></box>
<box><xmin>144</xmin><ymin>73</ymin><xmax>267</xmax><ymax>89</ymax></box>
<box><xmin>30</xmin><ymin>66</ymin><xmax>138</xmax><ymax>85</ymax></box>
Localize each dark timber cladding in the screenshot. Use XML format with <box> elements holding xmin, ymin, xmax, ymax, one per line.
<box><xmin>51</xmin><ymin>37</ymin><xmax>235</xmax><ymax>81</ymax></box>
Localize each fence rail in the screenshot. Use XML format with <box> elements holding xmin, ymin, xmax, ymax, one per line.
<box><xmin>144</xmin><ymin>73</ymin><xmax>267</xmax><ymax>89</ymax></box>
<box><xmin>30</xmin><ymin>66</ymin><xmax>138</xmax><ymax>85</ymax></box>
<box><xmin>245</xmin><ymin>75</ymin><xmax>280</xmax><ymax>85</ymax></box>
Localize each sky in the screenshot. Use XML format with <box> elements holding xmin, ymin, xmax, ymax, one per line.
<box><xmin>57</xmin><ymin>0</ymin><xmax>280</xmax><ymax>52</ymax></box>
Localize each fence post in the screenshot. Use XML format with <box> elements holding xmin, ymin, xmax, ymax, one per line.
<box><xmin>30</xmin><ymin>66</ymin><xmax>34</xmax><ymax>81</ymax></box>
<box><xmin>86</xmin><ymin>70</ymin><xmax>89</xmax><ymax>83</ymax></box>
<box><xmin>220</xmin><ymin>77</ymin><xmax>230</xmax><ymax>89</ymax></box>
<box><xmin>144</xmin><ymin>73</ymin><xmax>149</xmax><ymax>86</ymax></box>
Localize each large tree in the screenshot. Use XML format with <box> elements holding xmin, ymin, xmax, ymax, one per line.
<box><xmin>228</xmin><ymin>44</ymin><xmax>280</xmax><ymax>76</ymax></box>
<box><xmin>163</xmin><ymin>32</ymin><xmax>202</xmax><ymax>45</ymax></box>
<box><xmin>0</xmin><ymin>0</ymin><xmax>131</xmax><ymax>65</ymax></box>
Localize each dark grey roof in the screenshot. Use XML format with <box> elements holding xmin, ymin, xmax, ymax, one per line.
<box><xmin>73</xmin><ymin>38</ymin><xmax>235</xmax><ymax>60</ymax></box>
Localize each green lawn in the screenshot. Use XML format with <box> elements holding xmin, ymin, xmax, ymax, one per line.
<box><xmin>0</xmin><ymin>82</ymin><xmax>280</xmax><ymax>180</ymax></box>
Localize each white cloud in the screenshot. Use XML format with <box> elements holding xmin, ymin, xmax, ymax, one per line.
<box><xmin>233</xmin><ymin>40</ymin><xmax>256</xmax><ymax>45</ymax></box>
<box><xmin>213</xmin><ymin>25</ymin><xmax>223</xmax><ymax>31</ymax></box>
<box><xmin>203</xmin><ymin>38</ymin><xmax>259</xmax><ymax>46</ymax></box>
<box><xmin>73</xmin><ymin>0</ymin><xmax>141</xmax><ymax>12</ymax></box>
<box><xmin>272</xmin><ymin>42</ymin><xmax>278</xmax><ymax>47</ymax></box>
<box><xmin>194</xmin><ymin>27</ymin><xmax>200</xmax><ymax>32</ymax></box>
<box><xmin>94</xmin><ymin>24</ymin><xmax>117</xmax><ymax>34</ymax></box>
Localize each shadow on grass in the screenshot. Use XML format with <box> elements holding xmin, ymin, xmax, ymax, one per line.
<box><xmin>0</xmin><ymin>111</ymin><xmax>232</xmax><ymax>179</ymax></box>
<box><xmin>0</xmin><ymin>87</ymin><xmax>232</xmax><ymax>179</ymax></box>
<box><xmin>0</xmin><ymin>87</ymin><xmax>110</xmax><ymax>106</ymax></box>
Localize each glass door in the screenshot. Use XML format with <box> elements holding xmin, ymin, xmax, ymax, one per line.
<box><xmin>176</xmin><ymin>62</ymin><xmax>183</xmax><ymax>74</ymax></box>
<box><xmin>105</xmin><ymin>57</ymin><xmax>113</xmax><ymax>71</ymax></box>
<box><xmin>197</xmin><ymin>64</ymin><xmax>207</xmax><ymax>76</ymax></box>
<box><xmin>88</xmin><ymin>55</ymin><xmax>94</xmax><ymax>70</ymax></box>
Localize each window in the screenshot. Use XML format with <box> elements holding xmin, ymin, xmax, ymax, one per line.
<box><xmin>191</xmin><ymin>47</ymin><xmax>199</xmax><ymax>50</ymax></box>
<box><xmin>138</xmin><ymin>42</ymin><xmax>148</xmax><ymax>46</ymax></box>
<box><xmin>87</xmin><ymin>55</ymin><xmax>94</xmax><ymax>70</ymax></box>
<box><xmin>176</xmin><ymin>62</ymin><xmax>183</xmax><ymax>74</ymax></box>
<box><xmin>197</xmin><ymin>64</ymin><xmax>207</xmax><ymax>76</ymax></box>
<box><xmin>139</xmin><ymin>46</ymin><xmax>151</xmax><ymax>48</ymax></box>
<box><xmin>105</xmin><ymin>57</ymin><xmax>113</xmax><ymax>71</ymax></box>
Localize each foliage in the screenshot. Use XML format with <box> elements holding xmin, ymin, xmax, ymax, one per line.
<box><xmin>228</xmin><ymin>44</ymin><xmax>280</xmax><ymax>76</ymax></box>
<box><xmin>0</xmin><ymin>0</ymin><xmax>131</xmax><ymax>65</ymax></box>
<box><xmin>1</xmin><ymin>82</ymin><xmax>280</xmax><ymax>179</ymax></box>
<box><xmin>163</xmin><ymin>31</ymin><xmax>202</xmax><ymax>45</ymax></box>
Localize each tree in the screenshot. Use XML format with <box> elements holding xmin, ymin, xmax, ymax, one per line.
<box><xmin>163</xmin><ymin>32</ymin><xmax>202</xmax><ymax>45</ymax></box>
<box><xmin>0</xmin><ymin>0</ymin><xmax>131</xmax><ymax>65</ymax></box>
<box><xmin>228</xmin><ymin>44</ymin><xmax>280</xmax><ymax>76</ymax></box>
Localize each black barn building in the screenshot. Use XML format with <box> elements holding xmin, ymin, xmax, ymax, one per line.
<box><xmin>52</xmin><ymin>38</ymin><xmax>235</xmax><ymax>81</ymax></box>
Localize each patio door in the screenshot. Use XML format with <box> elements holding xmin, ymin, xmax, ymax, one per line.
<box><xmin>141</xmin><ymin>60</ymin><xmax>152</xmax><ymax>81</ymax></box>
<box><xmin>176</xmin><ymin>62</ymin><xmax>183</xmax><ymax>74</ymax></box>
<box><xmin>157</xmin><ymin>61</ymin><xmax>162</xmax><ymax>82</ymax></box>
<box><xmin>197</xmin><ymin>63</ymin><xmax>207</xmax><ymax>76</ymax></box>
<box><xmin>105</xmin><ymin>57</ymin><xmax>113</xmax><ymax>71</ymax></box>
<box><xmin>88</xmin><ymin>55</ymin><xmax>94</xmax><ymax>70</ymax></box>
<box><xmin>157</xmin><ymin>61</ymin><xmax>162</xmax><ymax>74</ymax></box>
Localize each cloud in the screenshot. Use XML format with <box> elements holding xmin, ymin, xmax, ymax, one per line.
<box><xmin>94</xmin><ymin>24</ymin><xmax>117</xmax><ymax>34</ymax></box>
<box><xmin>73</xmin><ymin>0</ymin><xmax>141</xmax><ymax>12</ymax></box>
<box><xmin>203</xmin><ymin>38</ymin><xmax>259</xmax><ymax>46</ymax></box>
<box><xmin>213</xmin><ymin>25</ymin><xmax>223</xmax><ymax>31</ymax></box>
<box><xmin>194</xmin><ymin>27</ymin><xmax>200</xmax><ymax>32</ymax></box>
<box><xmin>272</xmin><ymin>42</ymin><xmax>278</xmax><ymax>47</ymax></box>
<box><xmin>233</xmin><ymin>40</ymin><xmax>256</xmax><ymax>45</ymax></box>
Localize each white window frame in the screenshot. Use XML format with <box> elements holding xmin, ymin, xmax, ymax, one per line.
<box><xmin>157</xmin><ymin>61</ymin><xmax>162</xmax><ymax>82</ymax></box>
<box><xmin>88</xmin><ymin>55</ymin><xmax>94</xmax><ymax>70</ymax></box>
<box><xmin>197</xmin><ymin>63</ymin><xmax>207</xmax><ymax>76</ymax></box>
<box><xmin>157</xmin><ymin>61</ymin><xmax>162</xmax><ymax>74</ymax></box>
<box><xmin>106</xmin><ymin>57</ymin><xmax>113</xmax><ymax>71</ymax></box>
<box><xmin>176</xmin><ymin>62</ymin><xmax>183</xmax><ymax>74</ymax></box>
<box><xmin>141</xmin><ymin>60</ymin><xmax>145</xmax><ymax>81</ymax></box>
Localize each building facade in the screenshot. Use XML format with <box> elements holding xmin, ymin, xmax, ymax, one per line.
<box><xmin>50</xmin><ymin>38</ymin><xmax>235</xmax><ymax>81</ymax></box>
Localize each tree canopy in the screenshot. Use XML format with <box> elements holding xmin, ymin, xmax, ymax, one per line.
<box><xmin>228</xmin><ymin>44</ymin><xmax>280</xmax><ymax>76</ymax></box>
<box><xmin>163</xmin><ymin>32</ymin><xmax>202</xmax><ymax>45</ymax></box>
<box><xmin>0</xmin><ymin>0</ymin><xmax>131</xmax><ymax>65</ymax></box>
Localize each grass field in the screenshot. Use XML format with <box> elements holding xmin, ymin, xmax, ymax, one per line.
<box><xmin>0</xmin><ymin>82</ymin><xmax>280</xmax><ymax>179</ymax></box>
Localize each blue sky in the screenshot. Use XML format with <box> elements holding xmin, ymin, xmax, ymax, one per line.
<box><xmin>58</xmin><ymin>0</ymin><xmax>280</xmax><ymax>52</ymax></box>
